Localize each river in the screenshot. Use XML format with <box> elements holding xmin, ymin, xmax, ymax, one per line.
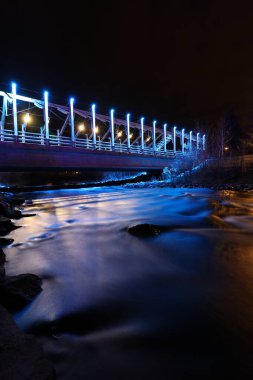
<box><xmin>4</xmin><ymin>185</ymin><xmax>253</xmax><ymax>379</ymax></box>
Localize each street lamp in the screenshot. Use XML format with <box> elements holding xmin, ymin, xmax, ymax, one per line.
<box><xmin>75</xmin><ymin>123</ymin><xmax>85</xmax><ymax>138</ymax></box>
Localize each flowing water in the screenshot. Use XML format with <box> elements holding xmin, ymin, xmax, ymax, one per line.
<box><xmin>4</xmin><ymin>186</ymin><xmax>253</xmax><ymax>379</ymax></box>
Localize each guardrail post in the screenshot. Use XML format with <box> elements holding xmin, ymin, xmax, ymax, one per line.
<box><xmin>40</xmin><ymin>127</ymin><xmax>45</xmax><ymax>145</ymax></box>
<box><xmin>0</xmin><ymin>123</ymin><xmax>3</xmax><ymax>142</ymax></box>
<box><xmin>57</xmin><ymin>129</ymin><xmax>60</xmax><ymax>146</ymax></box>
<box><xmin>21</xmin><ymin>124</ymin><xmax>26</xmax><ymax>143</ymax></box>
<box><xmin>189</xmin><ymin>131</ymin><xmax>192</xmax><ymax>152</ymax></box>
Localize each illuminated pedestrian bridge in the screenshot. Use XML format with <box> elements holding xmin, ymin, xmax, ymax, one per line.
<box><xmin>0</xmin><ymin>83</ymin><xmax>206</xmax><ymax>171</ymax></box>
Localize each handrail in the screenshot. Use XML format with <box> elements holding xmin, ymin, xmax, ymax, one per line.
<box><xmin>0</xmin><ymin>128</ymin><xmax>196</xmax><ymax>158</ymax></box>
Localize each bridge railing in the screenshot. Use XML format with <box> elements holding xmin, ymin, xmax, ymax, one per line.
<box><xmin>0</xmin><ymin>128</ymin><xmax>191</xmax><ymax>158</ymax></box>
<box><xmin>0</xmin><ymin>128</ymin><xmax>15</xmax><ymax>142</ymax></box>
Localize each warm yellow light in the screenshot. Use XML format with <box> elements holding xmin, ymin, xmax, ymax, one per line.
<box><xmin>224</xmin><ymin>146</ymin><xmax>229</xmax><ymax>151</ymax></box>
<box><xmin>95</xmin><ymin>126</ymin><xmax>99</xmax><ymax>133</ymax></box>
<box><xmin>146</xmin><ymin>136</ymin><xmax>151</xmax><ymax>142</ymax></box>
<box><xmin>118</xmin><ymin>131</ymin><xmax>123</xmax><ymax>137</ymax></box>
<box><xmin>130</xmin><ymin>133</ymin><xmax>133</xmax><ymax>139</ymax></box>
<box><xmin>78</xmin><ymin>124</ymin><xmax>85</xmax><ymax>132</ymax></box>
<box><xmin>24</xmin><ymin>113</ymin><xmax>31</xmax><ymax>124</ymax></box>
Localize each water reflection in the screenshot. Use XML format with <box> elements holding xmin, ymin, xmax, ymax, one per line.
<box><xmin>5</xmin><ymin>188</ymin><xmax>253</xmax><ymax>379</ymax></box>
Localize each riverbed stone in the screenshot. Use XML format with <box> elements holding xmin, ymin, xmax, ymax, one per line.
<box><xmin>0</xmin><ymin>238</ymin><xmax>14</xmax><ymax>247</ymax></box>
<box><xmin>128</xmin><ymin>223</ymin><xmax>161</xmax><ymax>237</ymax></box>
<box><xmin>0</xmin><ymin>274</ymin><xmax>42</xmax><ymax>311</ymax></box>
<box><xmin>0</xmin><ymin>248</ymin><xmax>6</xmax><ymax>265</ymax></box>
<box><xmin>0</xmin><ymin>216</ymin><xmax>19</xmax><ymax>235</ymax></box>
<box><xmin>0</xmin><ymin>304</ymin><xmax>55</xmax><ymax>380</ymax></box>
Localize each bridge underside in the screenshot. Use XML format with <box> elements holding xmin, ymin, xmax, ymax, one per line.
<box><xmin>0</xmin><ymin>142</ymin><xmax>180</xmax><ymax>172</ymax></box>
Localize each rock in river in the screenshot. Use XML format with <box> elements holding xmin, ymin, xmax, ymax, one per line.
<box><xmin>0</xmin><ymin>216</ymin><xmax>19</xmax><ymax>236</ymax></box>
<box><xmin>0</xmin><ymin>238</ymin><xmax>14</xmax><ymax>247</ymax></box>
<box><xmin>128</xmin><ymin>223</ymin><xmax>162</xmax><ymax>237</ymax></box>
<box><xmin>0</xmin><ymin>274</ymin><xmax>42</xmax><ymax>312</ymax></box>
<box><xmin>0</xmin><ymin>304</ymin><xmax>55</xmax><ymax>380</ymax></box>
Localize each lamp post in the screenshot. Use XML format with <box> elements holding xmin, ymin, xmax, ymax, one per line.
<box><xmin>140</xmin><ymin>117</ymin><xmax>144</xmax><ymax>151</ymax></box>
<box><xmin>11</xmin><ymin>82</ymin><xmax>18</xmax><ymax>142</ymax></box>
<box><xmin>163</xmin><ymin>123</ymin><xmax>167</xmax><ymax>154</ymax></box>
<box><xmin>181</xmin><ymin>128</ymin><xmax>185</xmax><ymax>154</ymax></box>
<box><xmin>110</xmin><ymin>109</ymin><xmax>115</xmax><ymax>150</ymax></box>
<box><xmin>153</xmin><ymin>120</ymin><xmax>157</xmax><ymax>153</ymax></box>
<box><xmin>173</xmin><ymin>126</ymin><xmax>177</xmax><ymax>154</ymax></box>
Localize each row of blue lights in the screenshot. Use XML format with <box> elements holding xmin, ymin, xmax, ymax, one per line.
<box><xmin>11</xmin><ymin>82</ymin><xmax>205</xmax><ymax>140</ymax></box>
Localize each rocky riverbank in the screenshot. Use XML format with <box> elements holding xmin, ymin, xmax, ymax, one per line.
<box><xmin>0</xmin><ymin>193</ymin><xmax>55</xmax><ymax>380</ymax></box>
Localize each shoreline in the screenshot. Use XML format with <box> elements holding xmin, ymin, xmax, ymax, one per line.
<box><xmin>0</xmin><ymin>193</ymin><xmax>55</xmax><ymax>380</ymax></box>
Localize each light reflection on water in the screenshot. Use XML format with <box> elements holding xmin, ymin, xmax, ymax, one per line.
<box><xmin>4</xmin><ymin>187</ymin><xmax>253</xmax><ymax>379</ymax></box>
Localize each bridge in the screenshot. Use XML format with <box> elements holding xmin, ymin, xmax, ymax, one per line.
<box><xmin>0</xmin><ymin>83</ymin><xmax>206</xmax><ymax>172</ymax></box>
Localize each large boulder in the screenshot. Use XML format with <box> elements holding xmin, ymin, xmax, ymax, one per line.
<box><xmin>0</xmin><ymin>274</ymin><xmax>42</xmax><ymax>311</ymax></box>
<box><xmin>0</xmin><ymin>216</ymin><xmax>19</xmax><ymax>236</ymax></box>
<box><xmin>0</xmin><ymin>200</ymin><xmax>22</xmax><ymax>219</ymax></box>
<box><xmin>0</xmin><ymin>193</ymin><xmax>25</xmax><ymax>206</ymax></box>
<box><xmin>0</xmin><ymin>304</ymin><xmax>55</xmax><ymax>380</ymax></box>
<box><xmin>0</xmin><ymin>248</ymin><xmax>6</xmax><ymax>265</ymax></box>
<box><xmin>0</xmin><ymin>238</ymin><xmax>14</xmax><ymax>247</ymax></box>
<box><xmin>128</xmin><ymin>223</ymin><xmax>162</xmax><ymax>237</ymax></box>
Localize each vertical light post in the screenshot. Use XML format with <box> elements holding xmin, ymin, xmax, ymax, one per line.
<box><xmin>92</xmin><ymin>104</ymin><xmax>96</xmax><ymax>147</ymax></box>
<box><xmin>181</xmin><ymin>128</ymin><xmax>185</xmax><ymax>153</ymax></box>
<box><xmin>203</xmin><ymin>134</ymin><xmax>206</xmax><ymax>151</ymax></box>
<box><xmin>173</xmin><ymin>126</ymin><xmax>177</xmax><ymax>153</ymax></box>
<box><xmin>44</xmin><ymin>91</ymin><xmax>49</xmax><ymax>144</ymax></box>
<box><xmin>140</xmin><ymin>117</ymin><xmax>144</xmax><ymax>151</ymax></box>
<box><xmin>197</xmin><ymin>132</ymin><xmax>200</xmax><ymax>150</ymax></box>
<box><xmin>126</xmin><ymin>113</ymin><xmax>131</xmax><ymax>150</ymax></box>
<box><xmin>153</xmin><ymin>120</ymin><xmax>157</xmax><ymax>153</ymax></box>
<box><xmin>110</xmin><ymin>109</ymin><xmax>115</xmax><ymax>150</ymax></box>
<box><xmin>11</xmin><ymin>82</ymin><xmax>18</xmax><ymax>142</ymax></box>
<box><xmin>189</xmin><ymin>131</ymin><xmax>192</xmax><ymax>152</ymax></box>
<box><xmin>163</xmin><ymin>123</ymin><xmax>167</xmax><ymax>154</ymax></box>
<box><xmin>70</xmin><ymin>97</ymin><xmax>75</xmax><ymax>146</ymax></box>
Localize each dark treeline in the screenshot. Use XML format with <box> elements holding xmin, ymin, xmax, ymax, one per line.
<box><xmin>196</xmin><ymin>109</ymin><xmax>253</xmax><ymax>159</ymax></box>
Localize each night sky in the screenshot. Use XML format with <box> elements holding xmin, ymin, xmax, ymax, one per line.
<box><xmin>2</xmin><ymin>0</ymin><xmax>253</xmax><ymax>127</ymax></box>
